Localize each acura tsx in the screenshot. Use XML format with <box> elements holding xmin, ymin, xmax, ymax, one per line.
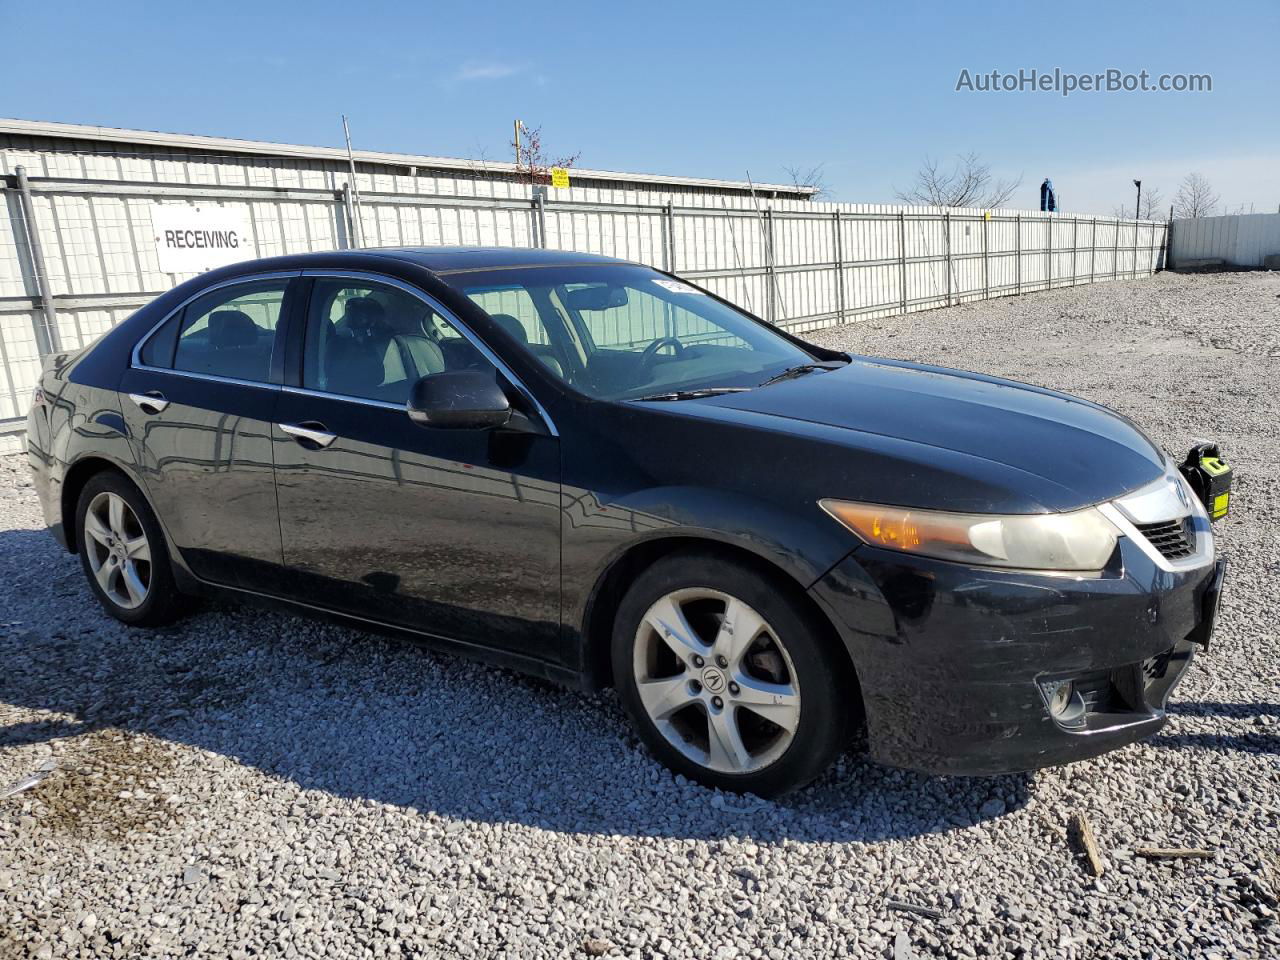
<box><xmin>26</xmin><ymin>247</ymin><xmax>1227</xmax><ymax>796</ymax></box>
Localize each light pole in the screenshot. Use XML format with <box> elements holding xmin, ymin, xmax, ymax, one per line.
<box><xmin>1133</xmin><ymin>179</ymin><xmax>1142</xmax><ymax>219</ymax></box>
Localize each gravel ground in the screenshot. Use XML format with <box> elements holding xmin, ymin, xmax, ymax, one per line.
<box><xmin>2</xmin><ymin>271</ymin><xmax>1278</xmax><ymax>960</ymax></box>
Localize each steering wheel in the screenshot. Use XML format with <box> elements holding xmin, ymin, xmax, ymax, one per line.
<box><xmin>638</xmin><ymin>336</ymin><xmax>685</xmax><ymax>371</ymax></box>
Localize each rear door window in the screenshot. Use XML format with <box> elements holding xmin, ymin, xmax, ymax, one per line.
<box><xmin>169</xmin><ymin>280</ymin><xmax>289</xmax><ymax>382</ymax></box>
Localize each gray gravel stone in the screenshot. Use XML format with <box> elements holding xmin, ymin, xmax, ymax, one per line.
<box><xmin>2</xmin><ymin>272</ymin><xmax>1278</xmax><ymax>958</ymax></box>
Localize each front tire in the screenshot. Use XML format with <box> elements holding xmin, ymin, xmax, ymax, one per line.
<box><xmin>76</xmin><ymin>471</ymin><xmax>190</xmax><ymax>627</ymax></box>
<box><xmin>612</xmin><ymin>552</ymin><xmax>849</xmax><ymax>797</ymax></box>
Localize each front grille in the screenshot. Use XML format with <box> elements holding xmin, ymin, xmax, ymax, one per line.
<box><xmin>1135</xmin><ymin>518</ymin><xmax>1196</xmax><ymax>560</ymax></box>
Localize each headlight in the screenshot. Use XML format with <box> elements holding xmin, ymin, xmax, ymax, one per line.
<box><xmin>819</xmin><ymin>499</ymin><xmax>1120</xmax><ymax>571</ymax></box>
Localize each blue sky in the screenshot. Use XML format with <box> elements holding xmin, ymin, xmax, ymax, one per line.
<box><xmin>9</xmin><ymin>0</ymin><xmax>1278</xmax><ymax>215</ymax></box>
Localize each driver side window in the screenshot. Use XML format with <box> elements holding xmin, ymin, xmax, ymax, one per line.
<box><xmin>303</xmin><ymin>278</ymin><xmax>493</xmax><ymax>404</ymax></box>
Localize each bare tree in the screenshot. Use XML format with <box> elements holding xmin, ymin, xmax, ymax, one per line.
<box><xmin>1114</xmin><ymin>187</ymin><xmax>1165</xmax><ymax>221</ymax></box>
<box><xmin>465</xmin><ymin>143</ymin><xmax>495</xmax><ymax>181</ymax></box>
<box><xmin>1139</xmin><ymin>186</ymin><xmax>1164</xmax><ymax>221</ymax></box>
<box><xmin>511</xmin><ymin>122</ymin><xmax>581</xmax><ymax>187</ymax></box>
<box><xmin>1173</xmin><ymin>173</ymin><xmax>1220</xmax><ymax>219</ymax></box>
<box><xmin>783</xmin><ymin>163</ymin><xmax>833</xmax><ymax>200</ymax></box>
<box><xmin>894</xmin><ymin>152</ymin><xmax>1023</xmax><ymax>209</ymax></box>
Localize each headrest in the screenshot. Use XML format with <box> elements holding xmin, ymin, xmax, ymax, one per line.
<box><xmin>341</xmin><ymin>297</ymin><xmax>387</xmax><ymax>332</ymax></box>
<box><xmin>208</xmin><ymin>310</ymin><xmax>259</xmax><ymax>348</ymax></box>
<box><xmin>491</xmin><ymin>314</ymin><xmax>529</xmax><ymax>344</ymax></box>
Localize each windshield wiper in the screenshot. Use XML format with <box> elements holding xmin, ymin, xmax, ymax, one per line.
<box><xmin>631</xmin><ymin>387</ymin><xmax>752</xmax><ymax>402</ymax></box>
<box><xmin>758</xmin><ymin>361</ymin><xmax>846</xmax><ymax>387</ymax></box>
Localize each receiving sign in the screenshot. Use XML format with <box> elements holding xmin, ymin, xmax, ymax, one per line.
<box><xmin>150</xmin><ymin>204</ymin><xmax>252</xmax><ymax>274</ymax></box>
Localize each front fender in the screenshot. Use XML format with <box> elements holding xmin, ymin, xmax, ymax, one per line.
<box><xmin>560</xmin><ymin>480</ymin><xmax>860</xmax><ymax>679</ymax></box>
<box><xmin>574</xmin><ymin>483</ymin><xmax>853</xmax><ymax>589</ymax></box>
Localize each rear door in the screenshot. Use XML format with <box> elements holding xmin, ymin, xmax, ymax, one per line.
<box><xmin>120</xmin><ymin>272</ymin><xmax>299</xmax><ymax>586</ymax></box>
<box><xmin>269</xmin><ymin>272</ymin><xmax>563</xmax><ymax>662</ymax></box>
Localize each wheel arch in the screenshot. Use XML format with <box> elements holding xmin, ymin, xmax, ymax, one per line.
<box><xmin>60</xmin><ymin>455</ymin><xmax>149</xmax><ymax>553</ymax></box>
<box><xmin>578</xmin><ymin>536</ymin><xmax>863</xmax><ymax>720</ymax></box>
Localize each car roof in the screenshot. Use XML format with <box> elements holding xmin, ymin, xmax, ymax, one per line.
<box><xmin>349</xmin><ymin>246</ymin><xmax>632</xmax><ymax>274</ymax></box>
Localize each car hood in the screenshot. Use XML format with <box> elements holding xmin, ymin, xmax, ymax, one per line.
<box><xmin>694</xmin><ymin>357</ymin><xmax>1168</xmax><ymax>513</ymax></box>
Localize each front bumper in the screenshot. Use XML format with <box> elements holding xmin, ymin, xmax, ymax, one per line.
<box><xmin>809</xmin><ymin>537</ymin><xmax>1224</xmax><ymax>776</ymax></box>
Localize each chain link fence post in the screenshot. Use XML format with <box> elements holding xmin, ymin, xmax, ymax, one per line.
<box><xmin>1090</xmin><ymin>218</ymin><xmax>1098</xmax><ymax>283</ymax></box>
<box><xmin>662</xmin><ymin>200</ymin><xmax>676</xmax><ymax>337</ymax></box>
<box><xmin>832</xmin><ymin>211</ymin><xmax>845</xmax><ymax>323</ymax></box>
<box><xmin>340</xmin><ymin>182</ymin><xmax>357</xmax><ymax>250</ymax></box>
<box><xmin>532</xmin><ymin>186</ymin><xmax>548</xmax><ymax>249</ymax></box>
<box><xmin>897</xmin><ymin>211</ymin><xmax>908</xmax><ymax>314</ymax></box>
<box><xmin>981</xmin><ymin>213</ymin><xmax>990</xmax><ymax>301</ymax></box>
<box><xmin>13</xmin><ymin>167</ymin><xmax>62</xmax><ymax>356</ymax></box>
<box><xmin>1071</xmin><ymin>217</ymin><xmax>1079</xmax><ymax>285</ymax></box>
<box><xmin>943</xmin><ymin>210</ymin><xmax>953</xmax><ymax>306</ymax></box>
<box><xmin>670</xmin><ymin>199</ymin><xmax>680</xmax><ymax>273</ymax></box>
<box><xmin>1015</xmin><ymin>213</ymin><xmax>1022</xmax><ymax>296</ymax></box>
<box><xmin>1046</xmin><ymin>215</ymin><xmax>1053</xmax><ymax>291</ymax></box>
<box><xmin>763</xmin><ymin>207</ymin><xmax>777</xmax><ymax>324</ymax></box>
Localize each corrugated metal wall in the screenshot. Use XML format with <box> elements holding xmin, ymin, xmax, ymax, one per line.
<box><xmin>0</xmin><ymin>134</ymin><xmax>1168</xmax><ymax>451</ymax></box>
<box><xmin>1170</xmin><ymin>212</ymin><xmax>1280</xmax><ymax>268</ymax></box>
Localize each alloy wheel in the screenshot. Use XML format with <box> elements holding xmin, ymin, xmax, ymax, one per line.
<box><xmin>83</xmin><ymin>491</ymin><xmax>152</xmax><ymax>610</ymax></box>
<box><xmin>632</xmin><ymin>587</ymin><xmax>801</xmax><ymax>775</ymax></box>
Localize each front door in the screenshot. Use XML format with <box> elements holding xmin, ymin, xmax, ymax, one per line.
<box><xmin>120</xmin><ymin>274</ymin><xmax>295</xmax><ymax>586</ymax></box>
<box><xmin>271</xmin><ymin>275</ymin><xmax>562</xmax><ymax>662</ymax></box>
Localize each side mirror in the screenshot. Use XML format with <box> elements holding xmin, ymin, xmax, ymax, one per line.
<box><xmin>407</xmin><ymin>370</ymin><xmax>512</xmax><ymax>430</ymax></box>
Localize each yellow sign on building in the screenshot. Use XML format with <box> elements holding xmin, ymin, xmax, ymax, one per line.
<box><xmin>550</xmin><ymin>167</ymin><xmax>571</xmax><ymax>189</ymax></box>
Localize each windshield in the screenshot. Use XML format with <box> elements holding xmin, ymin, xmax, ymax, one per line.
<box><xmin>451</xmin><ymin>264</ymin><xmax>815</xmax><ymax>401</ymax></box>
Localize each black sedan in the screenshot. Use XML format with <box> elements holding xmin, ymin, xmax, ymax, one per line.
<box><xmin>26</xmin><ymin>247</ymin><xmax>1226</xmax><ymax>796</ymax></box>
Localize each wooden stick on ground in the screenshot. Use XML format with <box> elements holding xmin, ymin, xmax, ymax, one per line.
<box><xmin>1133</xmin><ymin>847</ymin><xmax>1216</xmax><ymax>861</ymax></box>
<box><xmin>1069</xmin><ymin>811</ymin><xmax>1105</xmax><ymax>877</ymax></box>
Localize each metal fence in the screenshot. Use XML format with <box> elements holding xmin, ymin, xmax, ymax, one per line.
<box><xmin>0</xmin><ymin>170</ymin><xmax>1168</xmax><ymax>449</ymax></box>
<box><xmin>1170</xmin><ymin>212</ymin><xmax>1280</xmax><ymax>268</ymax></box>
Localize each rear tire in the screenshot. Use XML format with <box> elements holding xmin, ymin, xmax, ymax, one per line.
<box><xmin>611</xmin><ymin>552</ymin><xmax>849</xmax><ymax>797</ymax></box>
<box><xmin>75</xmin><ymin>471</ymin><xmax>190</xmax><ymax>627</ymax></box>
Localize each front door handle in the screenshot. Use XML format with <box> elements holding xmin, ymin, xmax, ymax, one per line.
<box><xmin>128</xmin><ymin>391</ymin><xmax>169</xmax><ymax>414</ymax></box>
<box><xmin>279</xmin><ymin>421</ymin><xmax>337</xmax><ymax>449</ymax></box>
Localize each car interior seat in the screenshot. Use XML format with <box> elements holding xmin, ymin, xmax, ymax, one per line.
<box><xmin>325</xmin><ymin>335</ymin><xmax>391</xmax><ymax>399</ymax></box>
<box><xmin>489</xmin><ymin>314</ymin><xmax>564</xmax><ymax>378</ymax></box>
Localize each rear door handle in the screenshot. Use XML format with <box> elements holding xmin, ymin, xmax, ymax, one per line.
<box><xmin>279</xmin><ymin>421</ymin><xmax>337</xmax><ymax>449</ymax></box>
<box><xmin>128</xmin><ymin>391</ymin><xmax>169</xmax><ymax>414</ymax></box>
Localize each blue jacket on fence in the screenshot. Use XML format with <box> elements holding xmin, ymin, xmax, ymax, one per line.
<box><xmin>1041</xmin><ymin>179</ymin><xmax>1057</xmax><ymax>212</ymax></box>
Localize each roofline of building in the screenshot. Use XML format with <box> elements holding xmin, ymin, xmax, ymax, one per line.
<box><xmin>0</xmin><ymin>117</ymin><xmax>816</xmax><ymax>197</ymax></box>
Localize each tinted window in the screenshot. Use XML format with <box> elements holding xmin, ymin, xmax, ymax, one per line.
<box><xmin>171</xmin><ymin>280</ymin><xmax>287</xmax><ymax>382</ymax></box>
<box><xmin>465</xmin><ymin>285</ymin><xmax>581</xmax><ymax>378</ymax></box>
<box><xmin>303</xmin><ymin>278</ymin><xmax>491</xmax><ymax>404</ymax></box>
<box><xmin>139</xmin><ymin>313</ymin><xmax>180</xmax><ymax>367</ymax></box>
<box><xmin>455</xmin><ymin>265</ymin><xmax>811</xmax><ymax>400</ymax></box>
<box><xmin>466</xmin><ymin>287</ymin><xmax>551</xmax><ymax>344</ymax></box>
<box><xmin>562</xmin><ymin>282</ymin><xmax>750</xmax><ymax>352</ymax></box>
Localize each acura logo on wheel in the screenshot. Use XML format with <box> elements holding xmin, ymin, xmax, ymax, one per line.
<box><xmin>701</xmin><ymin>668</ymin><xmax>727</xmax><ymax>693</ymax></box>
